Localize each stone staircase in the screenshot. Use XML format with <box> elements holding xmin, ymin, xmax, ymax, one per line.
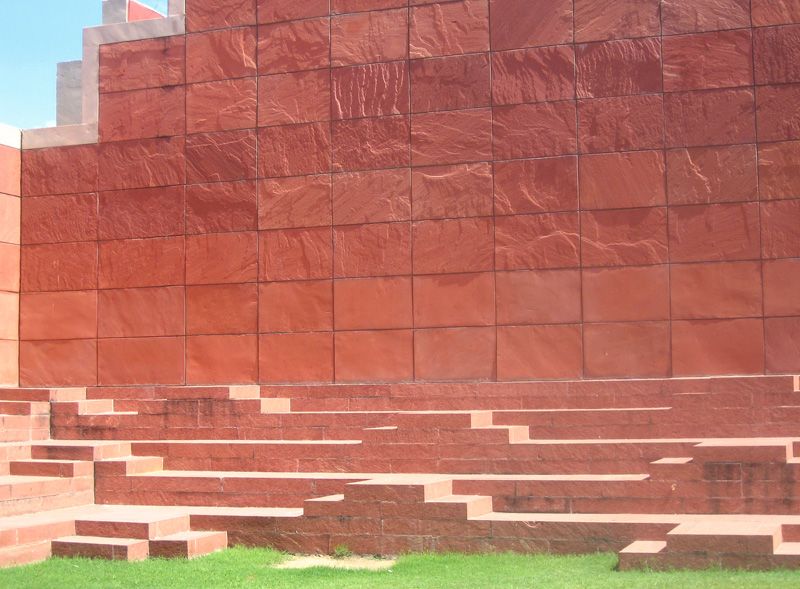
<box><xmin>1</xmin><ymin>376</ymin><xmax>800</xmax><ymax>569</ymax></box>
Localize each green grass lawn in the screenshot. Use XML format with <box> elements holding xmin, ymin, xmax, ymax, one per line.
<box><xmin>1</xmin><ymin>548</ymin><xmax>799</xmax><ymax>589</ymax></box>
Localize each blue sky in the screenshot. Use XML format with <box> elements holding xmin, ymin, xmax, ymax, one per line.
<box><xmin>0</xmin><ymin>0</ymin><xmax>167</xmax><ymax>130</ymax></box>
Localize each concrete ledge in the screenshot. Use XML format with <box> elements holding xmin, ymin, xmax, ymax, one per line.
<box><xmin>22</xmin><ymin>124</ymin><xmax>98</xmax><ymax>150</ymax></box>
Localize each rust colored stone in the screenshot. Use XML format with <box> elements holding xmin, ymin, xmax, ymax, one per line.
<box><xmin>578</xmin><ymin>95</ymin><xmax>664</xmax><ymax>153</ymax></box>
<box><xmin>754</xmin><ymin>24</ymin><xmax>800</xmax><ymax>85</ymax></box>
<box><xmin>584</xmin><ymin>322</ymin><xmax>670</xmax><ymax>378</ymax></box>
<box><xmin>186</xmin><ymin>0</ymin><xmax>256</xmax><ymax>32</ymax></box>
<box><xmin>99</xmin><ymin>86</ymin><xmax>185</xmax><ymax>142</ymax></box>
<box><xmin>21</xmin><ymin>242</ymin><xmax>98</xmax><ymax>292</ymax></box>
<box><xmin>187</xmin><ymin>78</ymin><xmax>257</xmax><ymax>133</ymax></box>
<box><xmin>258</xmin><ymin>123</ymin><xmax>331</xmax><ymax>178</ymax></box>
<box><xmin>259</xmin><ymin>70</ymin><xmax>330</xmax><ymax>126</ymax></box>
<box><xmin>187</xmin><ymin>335</ymin><xmax>258</xmax><ymax>384</ymax></box>
<box><xmin>491</xmin><ymin>46</ymin><xmax>575</xmax><ymax>106</ymax></box>
<box><xmin>0</xmin><ymin>144</ymin><xmax>20</xmax><ymax>196</ymax></box>
<box><xmin>259</xmin><ymin>175</ymin><xmax>332</xmax><ymax>230</ymax></box>
<box><xmin>413</xmin><ymin>272</ymin><xmax>494</xmax><ymax>328</ymax></box>
<box><xmin>257</xmin><ymin>0</ymin><xmax>329</xmax><ymax>23</ymax></box>
<box><xmin>98</xmin><ymin>287</ymin><xmax>185</xmax><ymax>338</ymax></box>
<box><xmin>186</xmin><ymin>27</ymin><xmax>257</xmax><ymax>83</ymax></box>
<box><xmin>331</xmin><ymin>9</ymin><xmax>408</xmax><ymax>66</ymax></box>
<box><xmin>20</xmin><ymin>340</ymin><xmax>97</xmax><ymax>387</ymax></box>
<box><xmin>20</xmin><ymin>291</ymin><xmax>97</xmax><ymax>341</ymax></box>
<box><xmin>22</xmin><ymin>145</ymin><xmax>98</xmax><ymax>196</ymax></box>
<box><xmin>764</xmin><ymin>259</ymin><xmax>800</xmax><ymax>316</ymax></box>
<box><xmin>98</xmin><ymin>186</ymin><xmax>184</xmax><ymax>240</ymax></box>
<box><xmin>332</xmin><ymin>61</ymin><xmax>409</xmax><ymax>120</ymax></box>
<box><xmin>758</xmin><ymin>141</ymin><xmax>800</xmax><ymax>200</ymax></box>
<box><xmin>664</xmin><ymin>88</ymin><xmax>755</xmax><ymax>147</ymax></box>
<box><xmin>761</xmin><ymin>199</ymin><xmax>800</xmax><ymax>258</ymax></box>
<box><xmin>334</xmin><ymin>276</ymin><xmax>413</xmax><ymax>330</ymax></box>
<box><xmin>187</xmin><ymin>283</ymin><xmax>258</xmax><ymax>335</ymax></box>
<box><xmin>412</xmin><ymin>163</ymin><xmax>493</xmax><ymax>220</ymax></box>
<box><xmin>21</xmin><ymin>193</ymin><xmax>98</xmax><ymax>245</ymax></box>
<box><xmin>332</xmin><ymin>169</ymin><xmax>411</xmax><ymax>225</ymax></box>
<box><xmin>494</xmin><ymin>157</ymin><xmax>577</xmax><ymax>216</ymax></box>
<box><xmin>752</xmin><ymin>0</ymin><xmax>800</xmax><ymax>26</ymax></box>
<box><xmin>259</xmin><ymin>333</ymin><xmax>333</xmax><ymax>383</ymax></box>
<box><xmin>257</xmin><ymin>18</ymin><xmax>330</xmax><ymax>75</ymax></box>
<box><xmin>496</xmin><ymin>269</ymin><xmax>581</xmax><ymax>325</ymax></box>
<box><xmin>99</xmin><ymin>36</ymin><xmax>185</xmax><ymax>93</ymax></box>
<box><xmin>756</xmin><ymin>84</ymin><xmax>800</xmax><ymax>142</ymax></box>
<box><xmin>663</xmin><ymin>30</ymin><xmax>753</xmax><ymax>92</ymax></box>
<box><xmin>186</xmin><ymin>232</ymin><xmax>258</xmax><ymax>284</ymax></box>
<box><xmin>582</xmin><ymin>266</ymin><xmax>670</xmax><ymax>322</ymax></box>
<box><xmin>259</xmin><ymin>280</ymin><xmax>333</xmax><ymax>333</ymax></box>
<box><xmin>414</xmin><ymin>326</ymin><xmax>496</xmax><ymax>381</ymax></box>
<box><xmin>260</xmin><ymin>227</ymin><xmax>333</xmax><ymax>281</ymax></box>
<box><xmin>671</xmin><ymin>262</ymin><xmax>763</xmax><ymax>320</ymax></box>
<box><xmin>334</xmin><ymin>222</ymin><xmax>412</xmax><ymax>278</ymax></box>
<box><xmin>490</xmin><ymin>0</ymin><xmax>572</xmax><ymax>51</ymax></box>
<box><xmin>580</xmin><ymin>151</ymin><xmax>665</xmax><ymax>210</ymax></box>
<box><xmin>497</xmin><ymin>325</ymin><xmax>582</xmax><ymax>380</ymax></box>
<box><xmin>581</xmin><ymin>208</ymin><xmax>668</xmax><ymax>267</ymax></box>
<box><xmin>495</xmin><ymin>213</ymin><xmax>580</xmax><ymax>271</ymax></box>
<box><xmin>332</xmin><ymin>116</ymin><xmax>410</xmax><ymax>172</ymax></box>
<box><xmin>99</xmin><ymin>237</ymin><xmax>184</xmax><ymax>289</ymax></box>
<box><xmin>98</xmin><ymin>137</ymin><xmax>184</xmax><ymax>191</ymax></box>
<box><xmin>409</xmin><ymin>0</ymin><xmax>489</xmax><ymax>58</ymax></box>
<box><xmin>577</xmin><ymin>38</ymin><xmax>662</xmax><ymax>99</ymax></box>
<box><xmin>672</xmin><ymin>319</ymin><xmax>765</xmax><ymax>376</ymax></box>
<box><xmin>411</xmin><ymin>109</ymin><xmax>492</xmax><ymax>166</ymax></box>
<box><xmin>186</xmin><ymin>181</ymin><xmax>258</xmax><ymax>234</ymax></box>
<box><xmin>765</xmin><ymin>318</ymin><xmax>800</xmax><ymax>373</ymax></box>
<box><xmin>187</xmin><ymin>130</ymin><xmax>257</xmax><ymax>184</ymax></box>
<box><xmin>575</xmin><ymin>0</ymin><xmax>660</xmax><ymax>42</ymax></box>
<box><xmin>410</xmin><ymin>53</ymin><xmax>490</xmax><ymax>113</ymax></box>
<box><xmin>335</xmin><ymin>330</ymin><xmax>414</xmax><ymax>383</ymax></box>
<box><xmin>668</xmin><ymin>203</ymin><xmax>761</xmax><ymax>263</ymax></box>
<box><xmin>98</xmin><ymin>337</ymin><xmax>185</xmax><ymax>385</ymax></box>
<box><xmin>661</xmin><ymin>0</ymin><xmax>750</xmax><ymax>34</ymax></box>
<box><xmin>413</xmin><ymin>217</ymin><xmax>493</xmax><ymax>274</ymax></box>
<box><xmin>666</xmin><ymin>145</ymin><xmax>758</xmax><ymax>205</ymax></box>
<box><xmin>493</xmin><ymin>101</ymin><xmax>577</xmax><ymax>160</ymax></box>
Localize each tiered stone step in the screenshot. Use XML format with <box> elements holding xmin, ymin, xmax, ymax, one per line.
<box><xmin>51</xmin><ymin>506</ymin><xmax>227</xmax><ymax>561</ymax></box>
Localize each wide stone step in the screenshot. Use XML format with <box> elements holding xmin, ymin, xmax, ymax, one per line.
<box><xmin>0</xmin><ymin>475</ymin><xmax>93</xmax><ymax>517</ymax></box>
<box><xmin>74</xmin><ymin>510</ymin><xmax>190</xmax><ymax>539</ymax></box>
<box><xmin>10</xmin><ymin>460</ymin><xmax>93</xmax><ymax>478</ymax></box>
<box><xmin>51</xmin><ymin>535</ymin><xmax>149</xmax><ymax>561</ymax></box>
<box><xmin>31</xmin><ymin>441</ymin><xmax>132</xmax><ymax>461</ymax></box>
<box><xmin>149</xmin><ymin>530</ymin><xmax>228</xmax><ymax>558</ymax></box>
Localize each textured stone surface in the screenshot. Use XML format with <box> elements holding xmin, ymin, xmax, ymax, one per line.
<box><xmin>752</xmin><ymin>0</ymin><xmax>800</xmax><ymax>26</ymax></box>
<box><xmin>496</xmin><ymin>269</ymin><xmax>581</xmax><ymax>325</ymax></box>
<box><xmin>20</xmin><ymin>339</ymin><xmax>97</xmax><ymax>387</ymax></box>
<box><xmin>335</xmin><ymin>276</ymin><xmax>412</xmax><ymax>330</ymax></box>
<box><xmin>672</xmin><ymin>319</ymin><xmax>765</xmax><ymax>376</ymax></box>
<box><xmin>497</xmin><ymin>324</ymin><xmax>582</xmax><ymax>380</ymax></box>
<box><xmin>98</xmin><ymin>287</ymin><xmax>185</xmax><ymax>338</ymax></box>
<box><xmin>332</xmin><ymin>62</ymin><xmax>409</xmax><ymax>120</ymax></box>
<box><xmin>663</xmin><ymin>30</ymin><xmax>753</xmax><ymax>92</ymax></box>
<box><xmin>186</xmin><ymin>0</ymin><xmax>256</xmax><ymax>32</ymax></box>
<box><xmin>332</xmin><ymin>116</ymin><xmax>410</xmax><ymax>172</ymax></box>
<box><xmin>668</xmin><ymin>203</ymin><xmax>761</xmax><ymax>263</ymax></box>
<box><xmin>258</xmin><ymin>18</ymin><xmax>330</xmax><ymax>74</ymax></box>
<box><xmin>20</xmin><ymin>291</ymin><xmax>97</xmax><ymax>341</ymax></box>
<box><xmin>186</xmin><ymin>27</ymin><xmax>257</xmax><ymax>83</ymax></box>
<box><xmin>334</xmin><ymin>330</ymin><xmax>413</xmax><ymax>383</ymax></box>
<box><xmin>581</xmin><ymin>208</ymin><xmax>668</xmax><ymax>267</ymax></box>
<box><xmin>662</xmin><ymin>0</ymin><xmax>750</xmax><ymax>34</ymax></box>
<box><xmin>333</xmin><ymin>169</ymin><xmax>411</xmax><ymax>225</ymax></box>
<box><xmin>764</xmin><ymin>259</ymin><xmax>800</xmax><ymax>316</ymax></box>
<box><xmin>21</xmin><ymin>193</ymin><xmax>98</xmax><ymax>245</ymax></box>
<box><xmin>99</xmin><ymin>36</ymin><xmax>185</xmax><ymax>93</ymax></box>
<box><xmin>99</xmin><ymin>237</ymin><xmax>184</xmax><ymax>289</ymax></box>
<box><xmin>259</xmin><ymin>70</ymin><xmax>330</xmax><ymax>126</ymax></box>
<box><xmin>186</xmin><ymin>181</ymin><xmax>258</xmax><ymax>234</ymax></box>
<box><xmin>495</xmin><ymin>213</ymin><xmax>580</xmax><ymax>270</ymax></box>
<box><xmin>259</xmin><ymin>332</ymin><xmax>333</xmax><ymax>383</ymax></box>
<box><xmin>578</xmin><ymin>95</ymin><xmax>664</xmax><ymax>153</ymax></box>
<box><xmin>409</xmin><ymin>0</ymin><xmax>489</xmax><ymax>58</ymax></box>
<box><xmin>490</xmin><ymin>0</ymin><xmax>572</xmax><ymax>51</ymax></box>
<box><xmin>414</xmin><ymin>326</ymin><xmax>495</xmax><ymax>381</ymax></box>
<box><xmin>766</xmin><ymin>317</ymin><xmax>800</xmax><ymax>372</ymax></box>
<box><xmin>664</xmin><ymin>88</ymin><xmax>755</xmax><ymax>147</ymax></box>
<box><xmin>584</xmin><ymin>322</ymin><xmax>670</xmax><ymax>378</ymax></box>
<box><xmin>258</xmin><ymin>124</ymin><xmax>331</xmax><ymax>178</ymax></box>
<box><xmin>761</xmin><ymin>199</ymin><xmax>800</xmax><ymax>259</ymax></box>
<box><xmin>331</xmin><ymin>9</ymin><xmax>408</xmax><ymax>66</ymax></box>
<box><xmin>580</xmin><ymin>151</ymin><xmax>665</xmax><ymax>210</ymax></box>
<box><xmin>259</xmin><ymin>175</ymin><xmax>332</xmax><ymax>229</ymax></box>
<box><xmin>99</xmin><ymin>86</ymin><xmax>185</xmax><ymax>142</ymax></box>
<box><xmin>258</xmin><ymin>0</ymin><xmax>329</xmax><ymax>24</ymax></box>
<box><xmin>582</xmin><ymin>266</ymin><xmax>669</xmax><ymax>322</ymax></box>
<box><xmin>98</xmin><ymin>186</ymin><xmax>184</xmax><ymax>240</ymax></box>
<box><xmin>576</xmin><ymin>38</ymin><xmax>662</xmax><ymax>98</ymax></box>
<box><xmin>413</xmin><ymin>218</ymin><xmax>493</xmax><ymax>274</ymax></box>
<box><xmin>754</xmin><ymin>25</ymin><xmax>800</xmax><ymax>85</ymax></box>
<box><xmin>334</xmin><ymin>222</ymin><xmax>412</xmax><ymax>277</ymax></box>
<box><xmin>758</xmin><ymin>141</ymin><xmax>800</xmax><ymax>199</ymax></box>
<box><xmin>98</xmin><ymin>138</ymin><xmax>184</xmax><ymax>191</ymax></box>
<box><xmin>187</xmin><ymin>283</ymin><xmax>258</xmax><ymax>334</ymax></box>
<box><xmin>491</xmin><ymin>46</ymin><xmax>574</xmax><ymax>106</ymax></box>
<box><xmin>493</xmin><ymin>102</ymin><xmax>577</xmax><ymax>160</ymax></box>
<box><xmin>187</xmin><ymin>334</ymin><xmax>258</xmax><ymax>384</ymax></box>
<box><xmin>494</xmin><ymin>157</ymin><xmax>577</xmax><ymax>215</ymax></box>
<box><xmin>410</xmin><ymin>54</ymin><xmax>490</xmax><ymax>113</ymax></box>
<box><xmin>187</xmin><ymin>78</ymin><xmax>257</xmax><ymax>133</ymax></box>
<box><xmin>756</xmin><ymin>84</ymin><xmax>800</xmax><ymax>142</ymax></box>
<box><xmin>575</xmin><ymin>0</ymin><xmax>660</xmax><ymax>42</ymax></box>
<box><xmin>21</xmin><ymin>242</ymin><xmax>97</xmax><ymax>292</ymax></box>
<box><xmin>412</xmin><ymin>163</ymin><xmax>492</xmax><ymax>220</ymax></box>
<box><xmin>186</xmin><ymin>232</ymin><xmax>258</xmax><ymax>284</ymax></box>
<box><xmin>187</xmin><ymin>130</ymin><xmax>257</xmax><ymax>183</ymax></box>
<box><xmin>411</xmin><ymin>109</ymin><xmax>492</xmax><ymax>166</ymax></box>
<box><xmin>260</xmin><ymin>227</ymin><xmax>333</xmax><ymax>281</ymax></box>
<box><xmin>98</xmin><ymin>337</ymin><xmax>185</xmax><ymax>385</ymax></box>
<box><xmin>23</xmin><ymin>145</ymin><xmax>97</xmax><ymax>196</ymax></box>
<box><xmin>671</xmin><ymin>262</ymin><xmax>763</xmax><ymax>320</ymax></box>
<box><xmin>666</xmin><ymin>145</ymin><xmax>758</xmax><ymax>205</ymax></box>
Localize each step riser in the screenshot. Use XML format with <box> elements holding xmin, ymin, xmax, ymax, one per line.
<box><xmin>74</xmin><ymin>516</ymin><xmax>190</xmax><ymax>540</ymax></box>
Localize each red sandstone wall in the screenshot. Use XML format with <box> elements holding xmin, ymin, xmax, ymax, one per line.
<box><xmin>0</xmin><ymin>142</ymin><xmax>20</xmax><ymax>385</ymax></box>
<box><xmin>16</xmin><ymin>0</ymin><xmax>800</xmax><ymax>386</ymax></box>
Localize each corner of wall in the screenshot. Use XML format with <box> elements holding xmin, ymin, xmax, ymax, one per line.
<box><xmin>0</xmin><ymin>124</ymin><xmax>21</xmax><ymax>386</ymax></box>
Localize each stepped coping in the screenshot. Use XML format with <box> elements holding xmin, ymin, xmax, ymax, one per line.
<box><xmin>474</xmin><ymin>513</ymin><xmax>800</xmax><ymax>524</ymax></box>
<box><xmin>130</xmin><ymin>439</ymin><xmax>362</xmax><ymax>445</ymax></box>
<box><xmin>429</xmin><ymin>494</ymin><xmax>488</xmax><ymax>503</ymax></box>
<box><xmin>668</xmin><ymin>521</ymin><xmax>781</xmax><ymax>537</ymax></box>
<box><xmin>651</xmin><ymin>457</ymin><xmax>693</xmax><ymax>464</ymax></box>
<box><xmin>185</xmin><ymin>506</ymin><xmax>303</xmax><ymax>518</ymax></box>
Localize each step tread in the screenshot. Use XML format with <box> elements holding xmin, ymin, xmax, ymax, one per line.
<box><xmin>775</xmin><ymin>542</ymin><xmax>800</xmax><ymax>556</ymax></box>
<box><xmin>428</xmin><ymin>494</ymin><xmax>489</xmax><ymax>504</ymax></box>
<box><xmin>152</xmin><ymin>531</ymin><xmax>226</xmax><ymax>541</ymax></box>
<box><xmin>53</xmin><ymin>535</ymin><xmax>148</xmax><ymax>547</ymax></box>
<box><xmin>620</xmin><ymin>540</ymin><xmax>667</xmax><ymax>554</ymax></box>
